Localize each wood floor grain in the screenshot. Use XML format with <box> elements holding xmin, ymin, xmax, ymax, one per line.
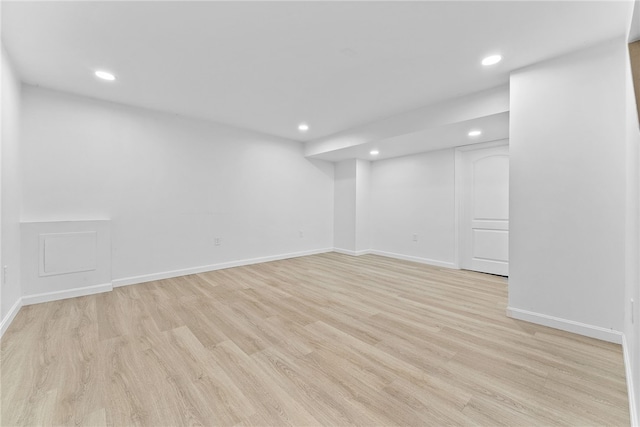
<box><xmin>1</xmin><ymin>253</ymin><xmax>630</xmax><ymax>426</ymax></box>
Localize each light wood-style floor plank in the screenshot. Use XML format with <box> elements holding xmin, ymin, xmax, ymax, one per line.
<box><xmin>1</xmin><ymin>253</ymin><xmax>630</xmax><ymax>426</ymax></box>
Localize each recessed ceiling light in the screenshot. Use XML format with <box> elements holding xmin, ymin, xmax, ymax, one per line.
<box><xmin>298</xmin><ymin>123</ymin><xmax>309</xmax><ymax>132</ymax></box>
<box><xmin>468</xmin><ymin>130</ymin><xmax>482</xmax><ymax>137</ymax></box>
<box><xmin>370</xmin><ymin>150</ymin><xmax>379</xmax><ymax>155</ymax></box>
<box><xmin>481</xmin><ymin>55</ymin><xmax>502</xmax><ymax>66</ymax></box>
<box><xmin>95</xmin><ymin>70</ymin><xmax>116</xmax><ymax>81</ymax></box>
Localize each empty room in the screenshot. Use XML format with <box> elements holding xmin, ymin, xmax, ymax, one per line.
<box><xmin>1</xmin><ymin>1</ymin><xmax>640</xmax><ymax>425</ymax></box>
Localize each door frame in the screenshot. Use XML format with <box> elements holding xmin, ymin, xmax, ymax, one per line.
<box><xmin>453</xmin><ymin>139</ymin><xmax>509</xmax><ymax>270</ymax></box>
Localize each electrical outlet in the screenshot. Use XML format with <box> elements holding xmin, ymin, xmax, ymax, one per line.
<box><xmin>412</xmin><ymin>234</ymin><xmax>418</xmax><ymax>242</ymax></box>
<box><xmin>299</xmin><ymin>230</ymin><xmax>304</xmax><ymax>238</ymax></box>
<box><xmin>214</xmin><ymin>237</ymin><xmax>221</xmax><ymax>246</ymax></box>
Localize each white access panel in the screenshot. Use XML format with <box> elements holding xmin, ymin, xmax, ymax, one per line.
<box><xmin>40</xmin><ymin>231</ymin><xmax>97</xmax><ymax>276</ymax></box>
<box><xmin>21</xmin><ymin>220</ymin><xmax>111</xmax><ymax>298</ymax></box>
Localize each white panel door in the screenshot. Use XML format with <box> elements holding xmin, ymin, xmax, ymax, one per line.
<box><xmin>460</xmin><ymin>144</ymin><xmax>509</xmax><ymax>276</ymax></box>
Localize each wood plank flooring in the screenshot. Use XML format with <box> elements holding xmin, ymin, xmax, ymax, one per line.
<box><xmin>1</xmin><ymin>253</ymin><xmax>630</xmax><ymax>426</ymax></box>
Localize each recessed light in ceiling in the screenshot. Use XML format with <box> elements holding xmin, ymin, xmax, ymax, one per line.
<box><xmin>298</xmin><ymin>123</ymin><xmax>309</xmax><ymax>132</ymax></box>
<box><xmin>370</xmin><ymin>150</ymin><xmax>379</xmax><ymax>155</ymax></box>
<box><xmin>481</xmin><ymin>55</ymin><xmax>502</xmax><ymax>66</ymax></box>
<box><xmin>468</xmin><ymin>130</ymin><xmax>482</xmax><ymax>137</ymax></box>
<box><xmin>95</xmin><ymin>70</ymin><xmax>116</xmax><ymax>81</ymax></box>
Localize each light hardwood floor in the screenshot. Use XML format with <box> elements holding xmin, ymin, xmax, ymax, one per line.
<box><xmin>1</xmin><ymin>253</ymin><xmax>630</xmax><ymax>426</ymax></box>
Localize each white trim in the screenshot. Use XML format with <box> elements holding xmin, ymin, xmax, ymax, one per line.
<box><xmin>332</xmin><ymin>248</ymin><xmax>370</xmax><ymax>256</ymax></box>
<box><xmin>455</xmin><ymin>138</ymin><xmax>510</xmax><ymax>152</ymax></box>
<box><xmin>113</xmin><ymin>248</ymin><xmax>333</xmax><ymax>287</ymax></box>
<box><xmin>0</xmin><ymin>298</ymin><xmax>23</xmax><ymax>338</ymax></box>
<box><xmin>506</xmin><ymin>306</ymin><xmax>623</xmax><ymax>344</ymax></box>
<box><xmin>333</xmin><ymin>248</ymin><xmax>357</xmax><ymax>256</ymax></box>
<box><xmin>22</xmin><ymin>282</ymin><xmax>112</xmax><ymax>306</ymax></box>
<box><xmin>368</xmin><ymin>249</ymin><xmax>456</xmax><ymax>269</ymax></box>
<box><xmin>20</xmin><ymin>218</ymin><xmax>111</xmax><ymax>224</ymax></box>
<box><xmin>623</xmin><ymin>334</ymin><xmax>639</xmax><ymax>427</ymax></box>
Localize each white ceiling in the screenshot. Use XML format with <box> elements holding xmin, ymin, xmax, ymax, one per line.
<box><xmin>1</xmin><ymin>1</ymin><xmax>633</xmax><ymax>143</ymax></box>
<box><xmin>310</xmin><ymin>112</ymin><xmax>510</xmax><ymax>162</ymax></box>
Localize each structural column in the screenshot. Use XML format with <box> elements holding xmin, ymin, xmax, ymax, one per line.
<box><xmin>333</xmin><ymin>159</ymin><xmax>371</xmax><ymax>254</ymax></box>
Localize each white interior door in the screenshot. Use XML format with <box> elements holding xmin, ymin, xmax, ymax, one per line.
<box><xmin>459</xmin><ymin>143</ymin><xmax>509</xmax><ymax>276</ymax></box>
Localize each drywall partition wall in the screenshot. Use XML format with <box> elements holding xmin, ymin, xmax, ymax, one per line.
<box><xmin>333</xmin><ymin>159</ymin><xmax>357</xmax><ymax>253</ymax></box>
<box><xmin>508</xmin><ymin>38</ymin><xmax>627</xmax><ymax>342</ymax></box>
<box><xmin>1</xmin><ymin>45</ymin><xmax>23</xmax><ymax>334</ymax></box>
<box><xmin>20</xmin><ymin>220</ymin><xmax>111</xmax><ymax>304</ymax></box>
<box><xmin>355</xmin><ymin>159</ymin><xmax>371</xmax><ymax>253</ymax></box>
<box><xmin>625</xmin><ymin>40</ymin><xmax>640</xmax><ymax>425</ymax></box>
<box><xmin>20</xmin><ymin>86</ymin><xmax>334</xmax><ymax>286</ymax></box>
<box><xmin>333</xmin><ymin>158</ymin><xmax>372</xmax><ymax>255</ymax></box>
<box><xmin>370</xmin><ymin>148</ymin><xmax>455</xmax><ymax>267</ymax></box>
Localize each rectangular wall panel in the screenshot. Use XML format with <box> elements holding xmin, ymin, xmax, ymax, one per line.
<box><xmin>21</xmin><ymin>220</ymin><xmax>111</xmax><ymax>298</ymax></box>
<box><xmin>40</xmin><ymin>232</ymin><xmax>97</xmax><ymax>276</ymax></box>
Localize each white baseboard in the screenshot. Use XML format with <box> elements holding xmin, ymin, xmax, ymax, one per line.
<box><xmin>0</xmin><ymin>297</ymin><xmax>23</xmax><ymax>338</ymax></box>
<box><xmin>506</xmin><ymin>306</ymin><xmax>623</xmax><ymax>344</ymax></box>
<box><xmin>113</xmin><ymin>248</ymin><xmax>334</xmax><ymax>287</ymax></box>
<box><xmin>623</xmin><ymin>334</ymin><xmax>639</xmax><ymax>427</ymax></box>
<box><xmin>368</xmin><ymin>249</ymin><xmax>456</xmax><ymax>269</ymax></box>
<box><xmin>332</xmin><ymin>248</ymin><xmax>370</xmax><ymax>256</ymax></box>
<box><xmin>22</xmin><ymin>282</ymin><xmax>113</xmax><ymax>306</ymax></box>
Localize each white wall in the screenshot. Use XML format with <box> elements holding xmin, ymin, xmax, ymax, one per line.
<box><xmin>625</xmin><ymin>38</ymin><xmax>640</xmax><ymax>424</ymax></box>
<box><xmin>21</xmin><ymin>86</ymin><xmax>334</xmax><ymax>286</ymax></box>
<box><xmin>333</xmin><ymin>158</ymin><xmax>372</xmax><ymax>255</ymax></box>
<box><xmin>1</xmin><ymin>45</ymin><xmax>23</xmax><ymax>326</ymax></box>
<box><xmin>370</xmin><ymin>148</ymin><xmax>456</xmax><ymax>267</ymax></box>
<box><xmin>333</xmin><ymin>159</ymin><xmax>356</xmax><ymax>252</ymax></box>
<box><xmin>509</xmin><ymin>38</ymin><xmax>627</xmax><ymax>337</ymax></box>
<box><xmin>355</xmin><ymin>159</ymin><xmax>371</xmax><ymax>253</ymax></box>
